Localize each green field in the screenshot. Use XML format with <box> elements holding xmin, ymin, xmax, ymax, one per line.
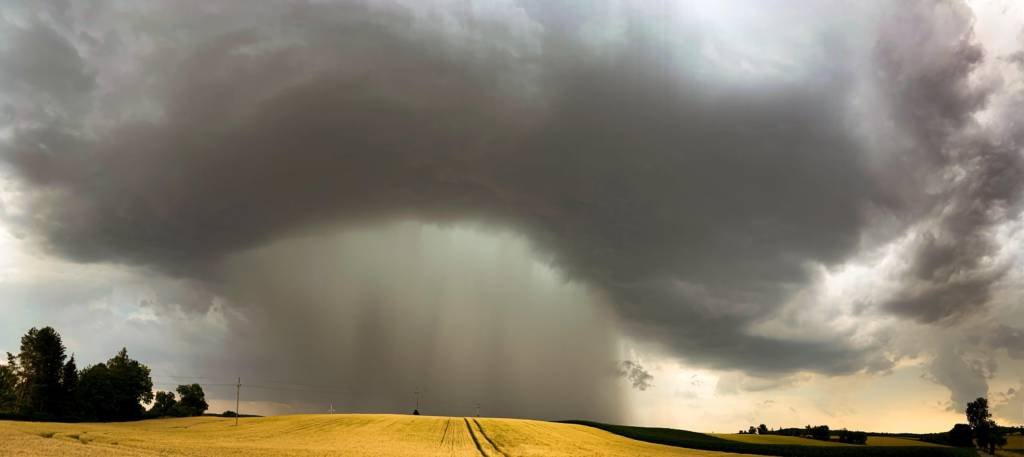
<box><xmin>564</xmin><ymin>420</ymin><xmax>977</xmax><ymax>457</ymax></box>
<box><xmin>0</xmin><ymin>415</ymin><xmax>750</xmax><ymax>457</ymax></box>
<box><xmin>711</xmin><ymin>434</ymin><xmax>947</xmax><ymax>448</ymax></box>
<box><xmin>710</xmin><ymin>434</ymin><xmax>850</xmax><ymax>446</ymax></box>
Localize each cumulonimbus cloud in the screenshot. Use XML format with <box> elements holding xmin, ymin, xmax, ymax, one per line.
<box><xmin>1</xmin><ymin>0</ymin><xmax>1022</xmax><ymax>388</ymax></box>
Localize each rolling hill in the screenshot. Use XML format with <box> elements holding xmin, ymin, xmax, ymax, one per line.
<box><xmin>0</xmin><ymin>415</ymin><xmax>752</xmax><ymax>457</ymax></box>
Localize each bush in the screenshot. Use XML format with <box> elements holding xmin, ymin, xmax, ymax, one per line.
<box><xmin>222</xmin><ymin>410</ymin><xmax>237</xmax><ymax>417</ymax></box>
<box><xmin>949</xmin><ymin>424</ymin><xmax>974</xmax><ymax>448</ymax></box>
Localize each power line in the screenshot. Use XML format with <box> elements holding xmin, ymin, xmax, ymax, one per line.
<box><xmin>153</xmin><ymin>376</ymin><xmax>481</xmax><ymax>412</ymax></box>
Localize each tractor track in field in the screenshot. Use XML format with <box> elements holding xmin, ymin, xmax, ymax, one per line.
<box><xmin>472</xmin><ymin>419</ymin><xmax>509</xmax><ymax>457</ymax></box>
<box><xmin>463</xmin><ymin>419</ymin><xmax>485</xmax><ymax>456</ymax></box>
<box><xmin>439</xmin><ymin>418</ymin><xmax>451</xmax><ymax>447</ymax></box>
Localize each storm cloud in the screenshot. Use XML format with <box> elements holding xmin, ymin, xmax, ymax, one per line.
<box><xmin>1</xmin><ymin>0</ymin><xmax>1023</xmax><ymax>419</ymax></box>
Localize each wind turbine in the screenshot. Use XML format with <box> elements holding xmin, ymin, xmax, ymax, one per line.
<box><xmin>328</xmin><ymin>403</ymin><xmax>336</xmax><ymax>414</ymax></box>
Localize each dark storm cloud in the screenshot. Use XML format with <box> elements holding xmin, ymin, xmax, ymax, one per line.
<box><xmin>922</xmin><ymin>342</ymin><xmax>994</xmax><ymax>413</ymax></box>
<box><xmin>0</xmin><ymin>18</ymin><xmax>95</xmax><ymax>108</ymax></box>
<box><xmin>616</xmin><ymin>361</ymin><xmax>653</xmax><ymax>391</ymax></box>
<box><xmin>991</xmin><ymin>325</ymin><xmax>1024</xmax><ymax>360</ymax></box>
<box><xmin>0</xmin><ymin>0</ymin><xmax>1020</xmax><ymax>386</ymax></box>
<box><xmin>871</xmin><ymin>1</ymin><xmax>1024</xmax><ymax>323</ymax></box>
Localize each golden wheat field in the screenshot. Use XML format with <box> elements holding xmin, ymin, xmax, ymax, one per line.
<box><xmin>1005</xmin><ymin>434</ymin><xmax>1024</xmax><ymax>449</ymax></box>
<box><xmin>0</xmin><ymin>414</ymin><xmax>759</xmax><ymax>457</ymax></box>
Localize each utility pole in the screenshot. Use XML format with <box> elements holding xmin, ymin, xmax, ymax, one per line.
<box><xmin>476</xmin><ymin>403</ymin><xmax>480</xmax><ymax>418</ymax></box>
<box><xmin>235</xmin><ymin>377</ymin><xmax>241</xmax><ymax>426</ymax></box>
<box><xmin>414</xmin><ymin>388</ymin><xmax>420</xmax><ymax>412</ymax></box>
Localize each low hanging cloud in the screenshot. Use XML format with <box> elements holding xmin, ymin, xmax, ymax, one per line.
<box><xmin>0</xmin><ymin>0</ymin><xmax>1022</xmax><ymax>412</ymax></box>
<box><xmin>921</xmin><ymin>341</ymin><xmax>996</xmax><ymax>413</ymax></box>
<box><xmin>616</xmin><ymin>361</ymin><xmax>654</xmax><ymax>391</ymax></box>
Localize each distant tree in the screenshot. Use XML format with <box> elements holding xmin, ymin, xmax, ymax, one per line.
<box><xmin>837</xmin><ymin>428</ymin><xmax>867</xmax><ymax>445</ymax></box>
<box><xmin>17</xmin><ymin>327</ymin><xmax>67</xmax><ymax>415</ymax></box>
<box><xmin>948</xmin><ymin>423</ymin><xmax>974</xmax><ymax>447</ymax></box>
<box><xmin>811</xmin><ymin>425</ymin><xmax>830</xmax><ymax>441</ymax></box>
<box><xmin>78</xmin><ymin>348</ymin><xmax>154</xmax><ymax>421</ymax></box>
<box><xmin>966</xmin><ymin>397</ymin><xmax>1007</xmax><ymax>453</ymax></box>
<box><xmin>412</xmin><ymin>409</ymin><xmax>420</xmax><ymax>415</ymax></box>
<box><xmin>222</xmin><ymin>410</ymin><xmax>237</xmax><ymax>417</ymax></box>
<box><xmin>748</xmin><ymin>426</ymin><xmax>757</xmax><ymax>435</ymax></box>
<box><xmin>150</xmin><ymin>391</ymin><xmax>177</xmax><ymax>417</ymax></box>
<box><xmin>757</xmin><ymin>424</ymin><xmax>768</xmax><ymax>435</ymax></box>
<box><xmin>174</xmin><ymin>384</ymin><xmax>208</xmax><ymax>417</ymax></box>
<box><xmin>967</xmin><ymin>397</ymin><xmax>990</xmax><ymax>431</ymax></box>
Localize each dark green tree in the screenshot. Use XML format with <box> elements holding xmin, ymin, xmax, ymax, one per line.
<box><xmin>747</xmin><ymin>426</ymin><xmax>756</xmax><ymax>434</ymax></box>
<box><xmin>966</xmin><ymin>397</ymin><xmax>990</xmax><ymax>431</ymax></box>
<box><xmin>966</xmin><ymin>397</ymin><xmax>1007</xmax><ymax>454</ymax></box>
<box><xmin>78</xmin><ymin>348</ymin><xmax>154</xmax><ymax>421</ymax></box>
<box><xmin>837</xmin><ymin>428</ymin><xmax>850</xmax><ymax>443</ymax></box>
<box><xmin>174</xmin><ymin>384</ymin><xmax>208</xmax><ymax>417</ymax></box>
<box><xmin>60</xmin><ymin>354</ymin><xmax>79</xmax><ymax>416</ymax></box>
<box><xmin>811</xmin><ymin>425</ymin><xmax>831</xmax><ymax>441</ymax></box>
<box><xmin>967</xmin><ymin>397</ymin><xmax>993</xmax><ymax>451</ymax></box>
<box><xmin>0</xmin><ymin>354</ymin><xmax>21</xmax><ymax>412</ymax></box>
<box><xmin>948</xmin><ymin>423</ymin><xmax>975</xmax><ymax>447</ymax></box>
<box><xmin>18</xmin><ymin>327</ymin><xmax>67</xmax><ymax>414</ymax></box>
<box><xmin>412</xmin><ymin>409</ymin><xmax>420</xmax><ymax>415</ymax></box>
<box><xmin>150</xmin><ymin>391</ymin><xmax>177</xmax><ymax>417</ymax></box>
<box><xmin>757</xmin><ymin>423</ymin><xmax>768</xmax><ymax>435</ymax></box>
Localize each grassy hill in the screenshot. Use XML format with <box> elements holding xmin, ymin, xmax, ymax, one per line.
<box><xmin>562</xmin><ymin>420</ymin><xmax>976</xmax><ymax>457</ymax></box>
<box><xmin>0</xmin><ymin>415</ymin><xmax>750</xmax><ymax>457</ymax></box>
<box><xmin>711</xmin><ymin>433</ymin><xmax>947</xmax><ymax>447</ymax></box>
<box><xmin>709</xmin><ymin>434</ymin><xmax>851</xmax><ymax>446</ymax></box>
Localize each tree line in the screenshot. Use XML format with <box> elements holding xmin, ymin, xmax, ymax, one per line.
<box><xmin>736</xmin><ymin>397</ymin><xmax>1016</xmax><ymax>452</ymax></box>
<box><xmin>737</xmin><ymin>423</ymin><xmax>867</xmax><ymax>444</ymax></box>
<box><xmin>0</xmin><ymin>326</ymin><xmax>208</xmax><ymax>422</ymax></box>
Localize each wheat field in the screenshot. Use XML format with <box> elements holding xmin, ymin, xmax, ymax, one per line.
<box><xmin>0</xmin><ymin>415</ymin><xmax>757</xmax><ymax>457</ymax></box>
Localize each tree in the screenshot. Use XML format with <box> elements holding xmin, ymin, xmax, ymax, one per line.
<box><xmin>835</xmin><ymin>430</ymin><xmax>868</xmax><ymax>444</ymax></box>
<box><xmin>0</xmin><ymin>355</ymin><xmax>21</xmax><ymax>412</ymax></box>
<box><xmin>150</xmin><ymin>391</ymin><xmax>178</xmax><ymax>417</ymax></box>
<box><xmin>966</xmin><ymin>397</ymin><xmax>991</xmax><ymax>431</ymax></box>
<box><xmin>60</xmin><ymin>354</ymin><xmax>79</xmax><ymax>416</ymax></box>
<box><xmin>748</xmin><ymin>426</ymin><xmax>757</xmax><ymax>435</ymax></box>
<box><xmin>837</xmin><ymin>428</ymin><xmax>850</xmax><ymax>443</ymax></box>
<box><xmin>175</xmin><ymin>384</ymin><xmax>208</xmax><ymax>417</ymax></box>
<box><xmin>948</xmin><ymin>423</ymin><xmax>974</xmax><ymax>447</ymax></box>
<box><xmin>412</xmin><ymin>409</ymin><xmax>420</xmax><ymax>415</ymax></box>
<box><xmin>757</xmin><ymin>424</ymin><xmax>768</xmax><ymax>435</ymax></box>
<box><xmin>222</xmin><ymin>410</ymin><xmax>237</xmax><ymax>417</ymax></box>
<box><xmin>966</xmin><ymin>397</ymin><xmax>1007</xmax><ymax>454</ymax></box>
<box><xmin>78</xmin><ymin>348</ymin><xmax>154</xmax><ymax>421</ymax></box>
<box><xmin>811</xmin><ymin>425</ymin><xmax>830</xmax><ymax>441</ymax></box>
<box><xmin>17</xmin><ymin>327</ymin><xmax>67</xmax><ymax>415</ymax></box>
